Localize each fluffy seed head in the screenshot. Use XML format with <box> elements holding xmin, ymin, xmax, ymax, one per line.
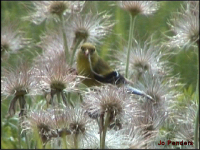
<box><xmin>61</xmin><ymin>106</ymin><xmax>98</xmax><ymax>149</ymax></box>
<box><xmin>24</xmin><ymin>1</ymin><xmax>85</xmax><ymax>25</ymax></box>
<box><xmin>165</xmin><ymin>1</ymin><xmax>199</xmax><ymax>49</ymax></box>
<box><xmin>1</xmin><ymin>61</ymin><xmax>35</xmax><ymax>97</ymax></box>
<box><xmin>23</xmin><ymin>109</ymin><xmax>65</xmax><ymax>144</ymax></box>
<box><xmin>1</xmin><ymin>20</ymin><xmax>30</xmax><ymax>59</ymax></box>
<box><xmin>66</xmin><ymin>12</ymin><xmax>115</xmax><ymax>45</ymax></box>
<box><xmin>48</xmin><ymin>1</ymin><xmax>68</xmax><ymax>16</ymax></box>
<box><xmin>174</xmin><ymin>100</ymin><xmax>198</xmax><ymax>148</ymax></box>
<box><xmin>83</xmin><ymin>85</ymin><xmax>132</xmax><ymax>123</ymax></box>
<box><xmin>36</xmin><ymin>28</ymin><xmax>73</xmax><ymax>62</ymax></box>
<box><xmin>113</xmin><ymin>37</ymin><xmax>168</xmax><ymax>80</ymax></box>
<box><xmin>131</xmin><ymin>73</ymin><xmax>180</xmax><ymax>135</ymax></box>
<box><xmin>34</xmin><ymin>52</ymin><xmax>78</xmax><ymax>94</ymax></box>
<box><xmin>118</xmin><ymin>1</ymin><xmax>159</xmax><ymax>16</ymax></box>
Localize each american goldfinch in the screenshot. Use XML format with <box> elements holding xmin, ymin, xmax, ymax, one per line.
<box><xmin>76</xmin><ymin>42</ymin><xmax>153</xmax><ymax>100</ymax></box>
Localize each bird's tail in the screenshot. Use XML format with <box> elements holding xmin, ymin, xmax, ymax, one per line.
<box><xmin>126</xmin><ymin>85</ymin><xmax>153</xmax><ymax>100</ymax></box>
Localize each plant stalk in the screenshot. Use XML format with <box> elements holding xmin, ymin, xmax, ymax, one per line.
<box><xmin>194</xmin><ymin>40</ymin><xmax>199</xmax><ymax>149</ymax></box>
<box><xmin>70</xmin><ymin>38</ymin><xmax>82</xmax><ymax>66</ymax></box>
<box><xmin>60</xmin><ymin>15</ymin><xmax>70</xmax><ymax>62</ymax></box>
<box><xmin>100</xmin><ymin>112</ymin><xmax>110</xmax><ymax>149</ymax></box>
<box><xmin>74</xmin><ymin>134</ymin><xmax>79</xmax><ymax>149</ymax></box>
<box><xmin>125</xmin><ymin>14</ymin><xmax>137</xmax><ymax>78</ymax></box>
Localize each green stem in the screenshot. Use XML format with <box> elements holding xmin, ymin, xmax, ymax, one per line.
<box><xmin>125</xmin><ymin>14</ymin><xmax>137</xmax><ymax>78</ymax></box>
<box><xmin>79</xmin><ymin>93</ymin><xmax>83</xmax><ymax>103</ymax></box>
<box><xmin>18</xmin><ymin>123</ymin><xmax>22</xmax><ymax>149</ymax></box>
<box><xmin>100</xmin><ymin>112</ymin><xmax>110</xmax><ymax>149</ymax></box>
<box><xmin>62</xmin><ymin>134</ymin><xmax>68</xmax><ymax>149</ymax></box>
<box><xmin>66</xmin><ymin>92</ymin><xmax>74</xmax><ymax>107</ymax></box>
<box><xmin>99</xmin><ymin>114</ymin><xmax>104</xmax><ymax>149</ymax></box>
<box><xmin>194</xmin><ymin>41</ymin><xmax>199</xmax><ymax>149</ymax></box>
<box><xmin>60</xmin><ymin>15</ymin><xmax>69</xmax><ymax>62</ymax></box>
<box><xmin>74</xmin><ymin>134</ymin><xmax>79</xmax><ymax>149</ymax></box>
<box><xmin>70</xmin><ymin>38</ymin><xmax>82</xmax><ymax>66</ymax></box>
<box><xmin>57</xmin><ymin>92</ymin><xmax>61</xmax><ymax>104</ymax></box>
<box><xmin>25</xmin><ymin>131</ymin><xmax>30</xmax><ymax>149</ymax></box>
<box><xmin>61</xmin><ymin>92</ymin><xmax>68</xmax><ymax>106</ymax></box>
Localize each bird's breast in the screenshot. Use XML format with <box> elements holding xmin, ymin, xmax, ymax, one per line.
<box><xmin>76</xmin><ymin>55</ymin><xmax>101</xmax><ymax>87</ymax></box>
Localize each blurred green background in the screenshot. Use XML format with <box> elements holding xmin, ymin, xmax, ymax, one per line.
<box><xmin>1</xmin><ymin>1</ymin><xmax>198</xmax><ymax>149</ymax></box>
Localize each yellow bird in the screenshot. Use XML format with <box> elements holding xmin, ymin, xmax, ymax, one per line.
<box><xmin>76</xmin><ymin>42</ymin><xmax>152</xmax><ymax>99</ymax></box>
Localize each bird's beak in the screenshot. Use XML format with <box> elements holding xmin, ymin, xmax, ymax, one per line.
<box><xmin>85</xmin><ymin>49</ymin><xmax>89</xmax><ymax>57</ymax></box>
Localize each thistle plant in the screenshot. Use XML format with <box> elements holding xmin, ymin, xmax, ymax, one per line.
<box><xmin>83</xmin><ymin>85</ymin><xmax>138</xmax><ymax>149</ymax></box>
<box><xmin>174</xmin><ymin>101</ymin><xmax>198</xmax><ymax>149</ymax></box>
<box><xmin>118</xmin><ymin>1</ymin><xmax>160</xmax><ymax>78</ymax></box>
<box><xmin>33</xmin><ymin>51</ymin><xmax>79</xmax><ymax>106</ymax></box>
<box><xmin>23</xmin><ymin>107</ymin><xmax>97</xmax><ymax>149</ymax></box>
<box><xmin>66</xmin><ymin>12</ymin><xmax>115</xmax><ymax>65</ymax></box>
<box><xmin>166</xmin><ymin>1</ymin><xmax>199</xmax><ymax>49</ymax></box>
<box><xmin>1</xmin><ymin>1</ymin><xmax>199</xmax><ymax>149</ymax></box>
<box><xmin>113</xmin><ymin>37</ymin><xmax>169</xmax><ymax>81</ymax></box>
<box><xmin>1</xmin><ymin>60</ymin><xmax>36</xmax><ymax>117</ymax></box>
<box><xmin>24</xmin><ymin>1</ymin><xmax>85</xmax><ymax>63</ymax></box>
<box><xmin>23</xmin><ymin>1</ymin><xmax>85</xmax><ymax>25</ymax></box>
<box><xmin>166</xmin><ymin>1</ymin><xmax>199</xmax><ymax>148</ymax></box>
<box><xmin>1</xmin><ymin>20</ymin><xmax>30</xmax><ymax>60</ymax></box>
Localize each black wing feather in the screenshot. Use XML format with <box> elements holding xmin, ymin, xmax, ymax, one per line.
<box><xmin>93</xmin><ymin>71</ymin><xmax>127</xmax><ymax>85</ymax></box>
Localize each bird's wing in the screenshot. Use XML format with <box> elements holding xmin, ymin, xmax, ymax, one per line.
<box><xmin>90</xmin><ymin>55</ymin><xmax>153</xmax><ymax>100</ymax></box>
<box><xmin>93</xmin><ymin>56</ymin><xmax>113</xmax><ymax>75</ymax></box>
<box><xmin>92</xmin><ymin>57</ymin><xmax>127</xmax><ymax>85</ymax></box>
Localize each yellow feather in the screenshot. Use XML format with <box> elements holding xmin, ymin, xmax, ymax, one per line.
<box><xmin>76</xmin><ymin>43</ymin><xmax>101</xmax><ymax>86</ymax></box>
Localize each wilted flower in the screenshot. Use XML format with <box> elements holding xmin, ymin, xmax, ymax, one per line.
<box><xmin>23</xmin><ymin>1</ymin><xmax>85</xmax><ymax>25</ymax></box>
<box><xmin>118</xmin><ymin>1</ymin><xmax>159</xmax><ymax>16</ymax></box>
<box><xmin>66</xmin><ymin>12</ymin><xmax>115</xmax><ymax>50</ymax></box>
<box><xmin>1</xmin><ymin>20</ymin><xmax>30</xmax><ymax>59</ymax></box>
<box><xmin>165</xmin><ymin>1</ymin><xmax>199</xmax><ymax>49</ymax></box>
<box><xmin>1</xmin><ymin>61</ymin><xmax>36</xmax><ymax>116</ymax></box>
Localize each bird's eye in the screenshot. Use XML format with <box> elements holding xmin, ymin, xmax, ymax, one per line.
<box><xmin>81</xmin><ymin>47</ymin><xmax>85</xmax><ymax>52</ymax></box>
<box><xmin>91</xmin><ymin>48</ymin><xmax>95</xmax><ymax>53</ymax></box>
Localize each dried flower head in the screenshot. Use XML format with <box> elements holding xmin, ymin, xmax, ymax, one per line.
<box><xmin>1</xmin><ymin>61</ymin><xmax>36</xmax><ymax>116</ymax></box>
<box><xmin>103</xmin><ymin>129</ymin><xmax>132</xmax><ymax>149</ymax></box>
<box><xmin>118</xmin><ymin>1</ymin><xmax>159</xmax><ymax>16</ymax></box>
<box><xmin>187</xmin><ymin>1</ymin><xmax>199</xmax><ymax>16</ymax></box>
<box><xmin>174</xmin><ymin>100</ymin><xmax>198</xmax><ymax>149</ymax></box>
<box><xmin>124</xmin><ymin>124</ymin><xmax>154</xmax><ymax>149</ymax></box>
<box><xmin>130</xmin><ymin>73</ymin><xmax>180</xmax><ymax>146</ymax></box>
<box><xmin>66</xmin><ymin>12</ymin><xmax>115</xmax><ymax>48</ymax></box>
<box><xmin>113</xmin><ymin>38</ymin><xmax>168</xmax><ymax>81</ymax></box>
<box><xmin>165</xmin><ymin>1</ymin><xmax>199</xmax><ymax>49</ymax></box>
<box><xmin>1</xmin><ymin>20</ymin><xmax>30</xmax><ymax>59</ymax></box>
<box><xmin>134</xmin><ymin>72</ymin><xmax>180</xmax><ymax>111</ymax></box>
<box><xmin>66</xmin><ymin>107</ymin><xmax>98</xmax><ymax>148</ymax></box>
<box><xmin>23</xmin><ymin>110</ymin><xmax>56</xmax><ymax>144</ymax></box>
<box><xmin>83</xmin><ymin>85</ymin><xmax>134</xmax><ymax>127</ymax></box>
<box><xmin>34</xmin><ymin>52</ymin><xmax>78</xmax><ymax>105</ymax></box>
<box><xmin>37</xmin><ymin>28</ymin><xmax>72</xmax><ymax>61</ymax></box>
<box><xmin>30</xmin><ymin>106</ymin><xmax>98</xmax><ymax>148</ymax></box>
<box><xmin>24</xmin><ymin>1</ymin><xmax>85</xmax><ymax>25</ymax></box>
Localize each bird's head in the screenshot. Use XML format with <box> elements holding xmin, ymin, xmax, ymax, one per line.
<box><xmin>79</xmin><ymin>43</ymin><xmax>96</xmax><ymax>58</ymax></box>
